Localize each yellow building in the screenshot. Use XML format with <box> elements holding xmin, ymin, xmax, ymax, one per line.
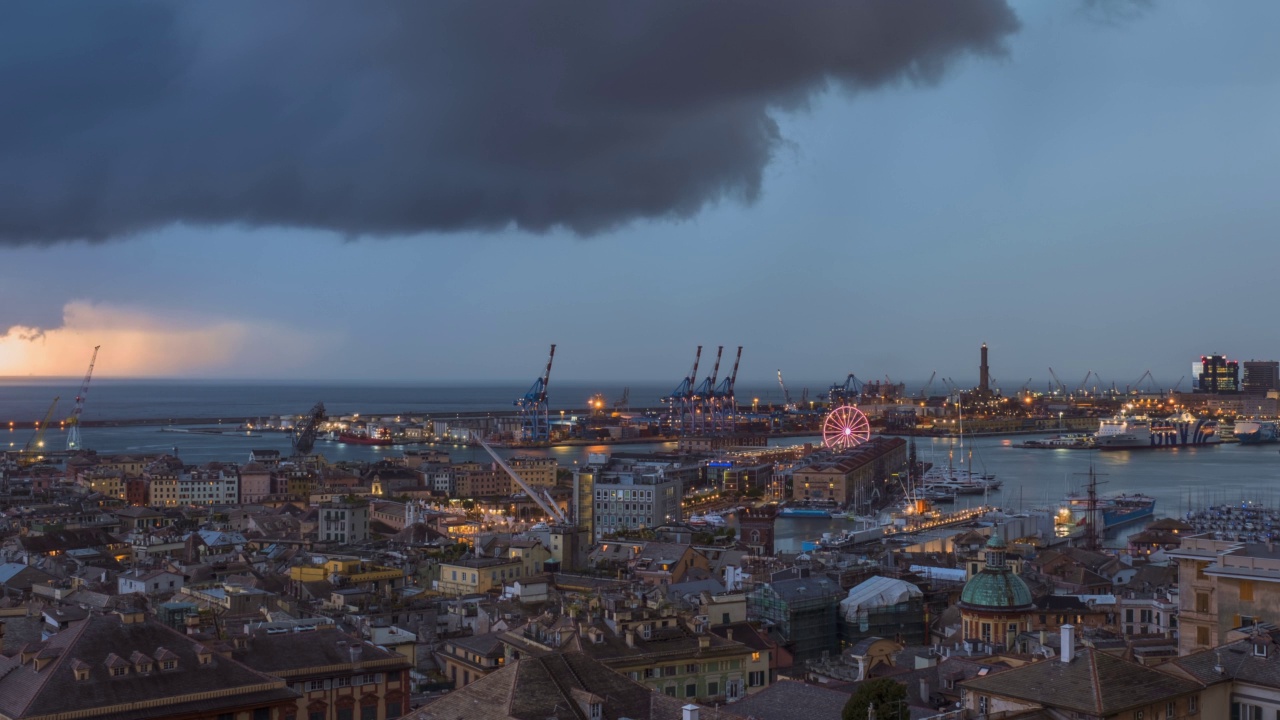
<box><xmin>508</xmin><ymin>456</ymin><xmax>558</xmax><ymax>489</ymax></box>
<box><xmin>437</xmin><ymin>556</ymin><xmax>524</xmax><ymax>596</ymax></box>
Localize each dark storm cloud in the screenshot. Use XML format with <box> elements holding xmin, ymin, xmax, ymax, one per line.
<box><xmin>0</xmin><ymin>1</ymin><xmax>1018</xmax><ymax>243</ymax></box>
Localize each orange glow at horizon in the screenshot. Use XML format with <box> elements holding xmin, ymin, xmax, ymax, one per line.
<box><xmin>0</xmin><ymin>301</ymin><xmax>323</xmax><ymax>377</ymax></box>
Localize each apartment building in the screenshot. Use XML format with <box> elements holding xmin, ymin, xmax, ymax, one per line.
<box><xmin>1169</xmin><ymin>533</ymin><xmax>1280</xmax><ymax>655</ymax></box>
<box><xmin>320</xmin><ymin>501</ymin><xmax>371</xmax><ymax>544</ymax></box>
<box><xmin>592</xmin><ymin>464</ymin><xmax>682</xmax><ymax>538</ymax></box>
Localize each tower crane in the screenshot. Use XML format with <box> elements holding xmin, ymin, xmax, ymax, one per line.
<box><xmin>470</xmin><ymin>431</ymin><xmax>567</xmax><ymax>524</ymax></box>
<box><xmin>21</xmin><ymin>397</ymin><xmax>60</xmax><ymax>466</ymax></box>
<box><xmin>291</xmin><ymin>401</ymin><xmax>326</xmax><ymax>456</ymax></box>
<box><xmin>777</xmin><ymin>370</ymin><xmax>796</xmax><ymax>412</ymax></box>
<box><xmin>1172</xmin><ymin>375</ymin><xmax>1186</xmax><ymax>393</ymax></box>
<box><xmin>65</xmin><ymin>345</ymin><xmax>100</xmax><ymax>451</ymax></box>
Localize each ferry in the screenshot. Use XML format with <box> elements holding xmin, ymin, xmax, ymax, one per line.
<box><xmin>1094</xmin><ymin>412</ymin><xmax>1219</xmax><ymax>450</ymax></box>
<box><xmin>1234</xmin><ymin>419</ymin><xmax>1279</xmax><ymax>445</ymax></box>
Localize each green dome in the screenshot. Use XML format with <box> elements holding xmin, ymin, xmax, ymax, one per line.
<box><xmin>986</xmin><ymin>533</ymin><xmax>1007</xmax><ymax>549</ymax></box>
<box><xmin>960</xmin><ymin>568</ymin><xmax>1034</xmax><ymax>609</ymax></box>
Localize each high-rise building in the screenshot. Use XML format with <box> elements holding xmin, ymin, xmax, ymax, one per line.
<box><xmin>1242</xmin><ymin>360</ymin><xmax>1280</xmax><ymax>393</ymax></box>
<box><xmin>979</xmin><ymin>343</ymin><xmax>990</xmax><ymax>394</ymax></box>
<box><xmin>1196</xmin><ymin>354</ymin><xmax>1239</xmax><ymax>393</ymax></box>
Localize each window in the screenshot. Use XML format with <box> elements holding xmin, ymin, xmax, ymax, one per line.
<box><xmin>1126</xmin><ymin>609</ymin><xmax>1134</xmax><ymax>622</ymax></box>
<box><xmin>664</xmin><ymin>686</ymin><xmax>676</xmax><ymax>697</ymax></box>
<box><xmin>308</xmin><ymin>679</ymin><xmax>326</xmax><ymax>692</ymax></box>
<box><xmin>1189</xmin><ymin>695</ymin><xmax>1198</xmax><ymax>713</ymax></box>
<box><xmin>162</xmin><ymin>660</ymin><xmax>176</xmax><ymax>670</ymax></box>
<box><xmin>685</xmin><ymin>664</ymin><xmax>699</xmax><ymax>673</ymax></box>
<box><xmin>1240</xmin><ymin>580</ymin><xmax>1255</xmax><ymax>601</ymax></box>
<box><xmin>664</xmin><ymin>666</ymin><xmax>677</xmax><ymax>677</ymax></box>
<box><xmin>336</xmin><ymin>677</ymin><xmax>351</xmax><ymax>688</ymax></box>
<box><xmin>310</xmin><ymin>712</ymin><xmax>325</xmax><ymax>720</ymax></box>
<box><xmin>337</xmin><ymin>709</ymin><xmax>353</xmax><ymax>720</ymax></box>
<box><xmin>111</xmin><ymin>667</ymin><xmax>127</xmax><ymax>677</ymax></box>
<box><xmin>748</xmin><ymin>671</ymin><xmax>765</xmax><ymax>687</ymax></box>
<box><xmin>1196</xmin><ymin>626</ymin><xmax>1210</xmax><ymax>646</ymax></box>
<box><xmin>1232</xmin><ymin>702</ymin><xmax>1263</xmax><ymax>720</ymax></box>
<box><xmin>707</xmin><ymin>682</ymin><xmax>718</xmax><ymax>697</ymax></box>
<box><xmin>253</xmin><ymin>710</ymin><xmax>271</xmax><ymax>720</ymax></box>
<box><xmin>1134</xmin><ymin>711</ymin><xmax>1143</xmax><ymax>720</ymax></box>
<box><xmin>685</xmin><ymin>683</ymin><xmax>697</xmax><ymax>698</ymax></box>
<box><xmin>361</xmin><ymin>706</ymin><xmax>378</xmax><ymax>720</ymax></box>
<box><xmin>1166</xmin><ymin>702</ymin><xmax>1175</xmax><ymax>717</ymax></box>
<box><xmin>1195</xmin><ymin>593</ymin><xmax>1210</xmax><ymax>613</ymax></box>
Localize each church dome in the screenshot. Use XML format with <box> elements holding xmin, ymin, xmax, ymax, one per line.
<box><xmin>959</xmin><ymin>533</ymin><xmax>1034</xmax><ymax>610</ymax></box>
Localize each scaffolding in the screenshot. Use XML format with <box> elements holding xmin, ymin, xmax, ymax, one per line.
<box><xmin>747</xmin><ymin>574</ymin><xmax>842</xmax><ymax>663</ymax></box>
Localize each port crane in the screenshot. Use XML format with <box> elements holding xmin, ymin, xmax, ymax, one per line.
<box><xmin>1076</xmin><ymin>371</ymin><xmax>1096</xmax><ymax>396</ymax></box>
<box><xmin>65</xmin><ymin>345</ymin><xmax>100</xmax><ymax>451</ymax></box>
<box><xmin>711</xmin><ymin>346</ymin><xmax>742</xmax><ymax>433</ymax></box>
<box><xmin>1172</xmin><ymin>376</ymin><xmax>1186</xmax><ymax>393</ymax></box>
<box><xmin>1048</xmin><ymin>367</ymin><xmax>1067</xmax><ymax>396</ymax></box>
<box><xmin>291</xmin><ymin>401</ymin><xmax>326</xmax><ymax>456</ymax></box>
<box><xmin>20</xmin><ymin>397</ymin><xmax>60</xmax><ymax>466</ymax></box>
<box><xmin>1129</xmin><ymin>369</ymin><xmax>1157</xmax><ymax>395</ymax></box>
<box><xmin>828</xmin><ymin>374</ymin><xmax>862</xmax><ymax>405</ymax></box>
<box><xmin>665</xmin><ymin>346</ymin><xmax>702</xmax><ymax>435</ymax></box>
<box><xmin>515</xmin><ymin>344</ymin><xmax>556</xmax><ymax>443</ymax></box>
<box><xmin>612</xmin><ymin>387</ymin><xmax>630</xmax><ymax>411</ymax></box>
<box><xmin>470</xmin><ymin>431</ymin><xmax>567</xmax><ymax>524</ymax></box>
<box><xmin>777</xmin><ymin>369</ymin><xmax>796</xmax><ymax>412</ymax></box>
<box><xmin>692</xmin><ymin>347</ymin><xmax>723</xmax><ymax>434</ymax></box>
<box><xmin>918</xmin><ymin>371</ymin><xmax>937</xmax><ymax>399</ymax></box>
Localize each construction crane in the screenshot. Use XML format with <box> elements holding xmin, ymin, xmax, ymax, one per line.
<box><xmin>291</xmin><ymin>401</ymin><xmax>326</xmax><ymax>456</ymax></box>
<box><xmin>1048</xmin><ymin>367</ymin><xmax>1066</xmax><ymax>396</ymax></box>
<box><xmin>21</xmin><ymin>397</ymin><xmax>60</xmax><ymax>465</ymax></box>
<box><xmin>918</xmin><ymin>371</ymin><xmax>937</xmax><ymax>399</ymax></box>
<box><xmin>471</xmin><ymin>431</ymin><xmax>567</xmax><ymax>524</ymax></box>
<box><xmin>777</xmin><ymin>369</ymin><xmax>796</xmax><ymax>412</ymax></box>
<box><xmin>515</xmin><ymin>344</ymin><xmax>556</xmax><ymax>443</ymax></box>
<box><xmin>1172</xmin><ymin>375</ymin><xmax>1186</xmax><ymax>393</ymax></box>
<box><xmin>65</xmin><ymin>345</ymin><xmax>100</xmax><ymax>451</ymax></box>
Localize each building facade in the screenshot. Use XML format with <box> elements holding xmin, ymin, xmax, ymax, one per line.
<box><xmin>320</xmin><ymin>502</ymin><xmax>371</xmax><ymax>544</ymax></box>
<box><xmin>592</xmin><ymin>465</ymin><xmax>682</xmax><ymax>537</ymax></box>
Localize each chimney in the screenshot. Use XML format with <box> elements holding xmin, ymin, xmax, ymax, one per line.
<box><xmin>726</xmin><ymin>628</ymin><xmax>734</xmax><ymax>641</ymax></box>
<box><xmin>919</xmin><ymin>677</ymin><xmax>931</xmax><ymax>703</ymax></box>
<box><xmin>625</xmin><ymin>629</ymin><xmax>635</xmax><ymax>648</ymax></box>
<box><xmin>1061</xmin><ymin>624</ymin><xmax>1075</xmax><ymax>664</ymax></box>
<box><xmin>1039</xmin><ymin>629</ymin><xmax>1046</xmax><ymax>646</ymax></box>
<box><xmin>682</xmin><ymin>704</ymin><xmax>700</xmax><ymax>720</ymax></box>
<box><xmin>699</xmin><ymin>635</ymin><xmax>711</xmax><ymax>650</ymax></box>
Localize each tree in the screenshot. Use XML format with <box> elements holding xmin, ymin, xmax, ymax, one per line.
<box><xmin>842</xmin><ymin>678</ymin><xmax>908</xmax><ymax>720</ymax></box>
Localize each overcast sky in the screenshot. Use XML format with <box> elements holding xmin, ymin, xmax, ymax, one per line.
<box><xmin>1</xmin><ymin>1</ymin><xmax>1277</xmax><ymax>387</ymax></box>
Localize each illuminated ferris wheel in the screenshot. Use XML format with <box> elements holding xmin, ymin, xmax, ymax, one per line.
<box><xmin>823</xmin><ymin>405</ymin><xmax>871</xmax><ymax>450</ymax></box>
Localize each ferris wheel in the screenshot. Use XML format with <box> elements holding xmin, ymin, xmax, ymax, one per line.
<box><xmin>823</xmin><ymin>405</ymin><xmax>871</xmax><ymax>450</ymax></box>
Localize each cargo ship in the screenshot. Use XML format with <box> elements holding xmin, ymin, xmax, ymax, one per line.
<box><xmin>1060</xmin><ymin>492</ymin><xmax>1156</xmax><ymax>532</ymax></box>
<box><xmin>1234</xmin><ymin>419</ymin><xmax>1279</xmax><ymax>445</ymax></box>
<box><xmin>1094</xmin><ymin>412</ymin><xmax>1219</xmax><ymax>450</ymax></box>
<box><xmin>1017</xmin><ymin>434</ymin><xmax>1095</xmax><ymax>449</ymax></box>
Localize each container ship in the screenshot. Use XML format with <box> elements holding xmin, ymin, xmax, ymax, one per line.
<box><xmin>1234</xmin><ymin>419</ymin><xmax>1279</xmax><ymax>445</ymax></box>
<box><xmin>1094</xmin><ymin>412</ymin><xmax>1220</xmax><ymax>450</ymax></box>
